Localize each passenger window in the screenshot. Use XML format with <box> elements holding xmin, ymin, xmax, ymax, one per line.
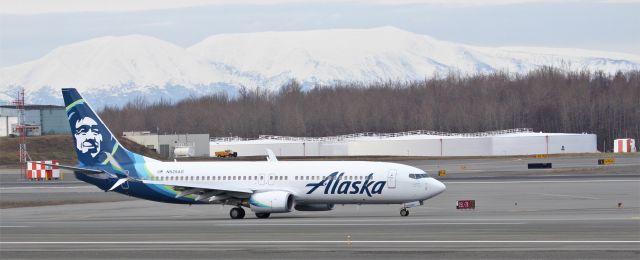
<box><xmin>285</xmin><ymin>176</ymin><xmax>288</xmax><ymax>180</ymax></box>
<box><xmin>270</xmin><ymin>176</ymin><xmax>273</xmax><ymax>180</ymax></box>
<box><xmin>260</xmin><ymin>176</ymin><xmax>264</xmax><ymax>180</ymax></box>
<box><xmin>295</xmin><ymin>176</ymin><xmax>298</xmax><ymax>180</ymax></box>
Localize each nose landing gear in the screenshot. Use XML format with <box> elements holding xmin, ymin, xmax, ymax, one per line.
<box><xmin>400</xmin><ymin>208</ymin><xmax>409</xmax><ymax>217</ymax></box>
<box><xmin>230</xmin><ymin>207</ymin><xmax>246</xmax><ymax>219</ymax></box>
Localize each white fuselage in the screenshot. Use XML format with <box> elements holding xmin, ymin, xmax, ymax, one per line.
<box><xmin>140</xmin><ymin>160</ymin><xmax>446</xmax><ymax>204</ymax></box>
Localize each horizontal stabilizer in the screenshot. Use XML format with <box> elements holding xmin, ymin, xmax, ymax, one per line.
<box><xmin>31</xmin><ymin>162</ymin><xmax>107</xmax><ymax>175</ymax></box>
<box><xmin>109</xmin><ymin>178</ymin><xmax>129</xmax><ymax>191</ymax></box>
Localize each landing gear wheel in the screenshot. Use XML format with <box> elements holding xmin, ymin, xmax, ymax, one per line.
<box><xmin>255</xmin><ymin>213</ymin><xmax>271</xmax><ymax>219</ymax></box>
<box><xmin>400</xmin><ymin>208</ymin><xmax>409</xmax><ymax>217</ymax></box>
<box><xmin>230</xmin><ymin>207</ymin><xmax>246</xmax><ymax>219</ymax></box>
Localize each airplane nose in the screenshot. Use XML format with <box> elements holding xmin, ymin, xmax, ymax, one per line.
<box><xmin>430</xmin><ymin>178</ymin><xmax>446</xmax><ymax>196</ymax></box>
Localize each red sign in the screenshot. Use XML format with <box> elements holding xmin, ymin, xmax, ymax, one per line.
<box><xmin>456</xmin><ymin>200</ymin><xmax>476</xmax><ymax>209</ymax></box>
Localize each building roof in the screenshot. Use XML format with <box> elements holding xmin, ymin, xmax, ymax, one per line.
<box><xmin>211</xmin><ymin>128</ymin><xmax>594</xmax><ymax>145</ymax></box>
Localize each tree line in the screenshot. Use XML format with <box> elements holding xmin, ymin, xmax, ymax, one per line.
<box><xmin>100</xmin><ymin>67</ymin><xmax>640</xmax><ymax>152</ymax></box>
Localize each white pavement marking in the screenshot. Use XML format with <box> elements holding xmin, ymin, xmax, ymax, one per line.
<box><xmin>444</xmin><ymin>180</ymin><xmax>640</xmax><ymax>184</ymax></box>
<box><xmin>0</xmin><ymin>186</ymin><xmax>93</xmax><ymax>190</ymax></box>
<box><xmin>215</xmin><ymin>222</ymin><xmax>525</xmax><ymax>226</ymax></box>
<box><xmin>12</xmin><ymin>181</ymin><xmax>84</xmax><ymax>184</ymax></box>
<box><xmin>0</xmin><ymin>226</ymin><xmax>31</xmax><ymax>228</ymax></box>
<box><xmin>1</xmin><ymin>241</ymin><xmax>638</xmax><ymax>244</ymax></box>
<box><xmin>537</xmin><ymin>193</ymin><xmax>600</xmax><ymax>200</ymax></box>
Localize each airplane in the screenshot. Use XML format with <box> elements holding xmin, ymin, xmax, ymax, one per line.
<box><xmin>52</xmin><ymin>88</ymin><xmax>446</xmax><ymax>219</ymax></box>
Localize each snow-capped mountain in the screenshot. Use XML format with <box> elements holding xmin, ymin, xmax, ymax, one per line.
<box><xmin>1</xmin><ymin>27</ymin><xmax>639</xmax><ymax>107</ymax></box>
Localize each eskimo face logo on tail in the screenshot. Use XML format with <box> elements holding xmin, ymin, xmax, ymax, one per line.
<box><xmin>305</xmin><ymin>172</ymin><xmax>386</xmax><ymax>197</ymax></box>
<box><xmin>69</xmin><ymin>112</ymin><xmax>105</xmax><ymax>165</ymax></box>
<box><xmin>74</xmin><ymin>117</ymin><xmax>102</xmax><ymax>157</ymax></box>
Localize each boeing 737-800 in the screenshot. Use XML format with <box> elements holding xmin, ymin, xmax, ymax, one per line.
<box><xmin>52</xmin><ymin>88</ymin><xmax>446</xmax><ymax>219</ymax></box>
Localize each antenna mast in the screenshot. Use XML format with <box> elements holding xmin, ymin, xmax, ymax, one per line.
<box><xmin>11</xmin><ymin>88</ymin><xmax>30</xmax><ymax>179</ymax></box>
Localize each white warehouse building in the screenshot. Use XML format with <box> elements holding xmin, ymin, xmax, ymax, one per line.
<box><xmin>210</xmin><ymin>129</ymin><xmax>597</xmax><ymax>157</ymax></box>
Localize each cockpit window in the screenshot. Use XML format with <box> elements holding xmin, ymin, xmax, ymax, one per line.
<box><xmin>409</xmin><ymin>173</ymin><xmax>430</xmax><ymax>179</ymax></box>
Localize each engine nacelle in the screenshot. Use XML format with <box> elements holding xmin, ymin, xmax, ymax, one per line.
<box><xmin>246</xmin><ymin>191</ymin><xmax>294</xmax><ymax>213</ymax></box>
<box><xmin>294</xmin><ymin>204</ymin><xmax>335</xmax><ymax>211</ymax></box>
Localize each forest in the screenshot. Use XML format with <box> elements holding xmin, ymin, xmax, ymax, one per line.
<box><xmin>100</xmin><ymin>67</ymin><xmax>640</xmax><ymax>152</ymax></box>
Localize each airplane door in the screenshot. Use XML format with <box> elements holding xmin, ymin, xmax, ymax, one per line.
<box><xmin>387</xmin><ymin>169</ymin><xmax>397</xmax><ymax>189</ymax></box>
<box><xmin>259</xmin><ymin>173</ymin><xmax>266</xmax><ymax>185</ymax></box>
<box><xmin>267</xmin><ymin>173</ymin><xmax>275</xmax><ymax>185</ymax></box>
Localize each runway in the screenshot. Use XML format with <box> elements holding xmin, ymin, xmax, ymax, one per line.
<box><xmin>1</xmin><ymin>155</ymin><xmax>639</xmax><ymax>259</ymax></box>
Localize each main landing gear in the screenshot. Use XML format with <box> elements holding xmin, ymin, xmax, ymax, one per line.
<box><xmin>255</xmin><ymin>213</ymin><xmax>271</xmax><ymax>219</ymax></box>
<box><xmin>230</xmin><ymin>207</ymin><xmax>246</xmax><ymax>219</ymax></box>
<box><xmin>400</xmin><ymin>208</ymin><xmax>409</xmax><ymax>217</ymax></box>
<box><xmin>229</xmin><ymin>207</ymin><xmax>271</xmax><ymax>219</ymax></box>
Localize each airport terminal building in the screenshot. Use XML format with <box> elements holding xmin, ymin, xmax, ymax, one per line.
<box><xmin>210</xmin><ymin>128</ymin><xmax>597</xmax><ymax>157</ymax></box>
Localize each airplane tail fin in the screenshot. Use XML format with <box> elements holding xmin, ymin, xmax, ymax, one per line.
<box><xmin>62</xmin><ymin>88</ymin><xmax>140</xmax><ymax>176</ymax></box>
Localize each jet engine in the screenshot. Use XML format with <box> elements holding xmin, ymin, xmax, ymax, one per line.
<box><xmin>245</xmin><ymin>191</ymin><xmax>294</xmax><ymax>213</ymax></box>
<box><xmin>294</xmin><ymin>204</ymin><xmax>335</xmax><ymax>211</ymax></box>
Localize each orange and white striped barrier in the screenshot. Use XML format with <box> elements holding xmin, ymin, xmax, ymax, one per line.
<box><xmin>26</xmin><ymin>160</ymin><xmax>61</xmax><ymax>180</ymax></box>
<box><xmin>614</xmin><ymin>138</ymin><xmax>636</xmax><ymax>153</ymax></box>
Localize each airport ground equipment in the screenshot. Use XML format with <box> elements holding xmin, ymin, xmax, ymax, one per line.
<box><xmin>598</xmin><ymin>158</ymin><xmax>615</xmax><ymax>165</ymax></box>
<box><xmin>215</xmin><ymin>149</ymin><xmax>238</xmax><ymax>158</ymax></box>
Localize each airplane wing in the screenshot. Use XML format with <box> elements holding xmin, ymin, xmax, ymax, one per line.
<box><xmin>141</xmin><ymin>180</ymin><xmax>254</xmax><ymax>202</ymax></box>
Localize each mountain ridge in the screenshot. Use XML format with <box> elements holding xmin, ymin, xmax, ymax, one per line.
<box><xmin>1</xmin><ymin>27</ymin><xmax>639</xmax><ymax>107</ymax></box>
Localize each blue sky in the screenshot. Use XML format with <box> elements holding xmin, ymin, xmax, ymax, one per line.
<box><xmin>1</xmin><ymin>0</ymin><xmax>638</xmax><ymax>67</ymax></box>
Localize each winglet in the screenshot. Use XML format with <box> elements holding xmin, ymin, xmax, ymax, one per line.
<box><xmin>266</xmin><ymin>149</ymin><xmax>278</xmax><ymax>162</ymax></box>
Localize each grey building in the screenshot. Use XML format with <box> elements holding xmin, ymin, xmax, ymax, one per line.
<box><xmin>0</xmin><ymin>105</ymin><xmax>70</xmax><ymax>136</ymax></box>
<box><xmin>123</xmin><ymin>131</ymin><xmax>210</xmax><ymax>158</ymax></box>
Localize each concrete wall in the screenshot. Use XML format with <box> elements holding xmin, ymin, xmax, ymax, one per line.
<box><xmin>210</xmin><ymin>134</ymin><xmax>598</xmax><ymax>157</ymax></box>
<box><xmin>211</xmin><ymin>142</ymin><xmax>304</xmax><ymax>157</ymax></box>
